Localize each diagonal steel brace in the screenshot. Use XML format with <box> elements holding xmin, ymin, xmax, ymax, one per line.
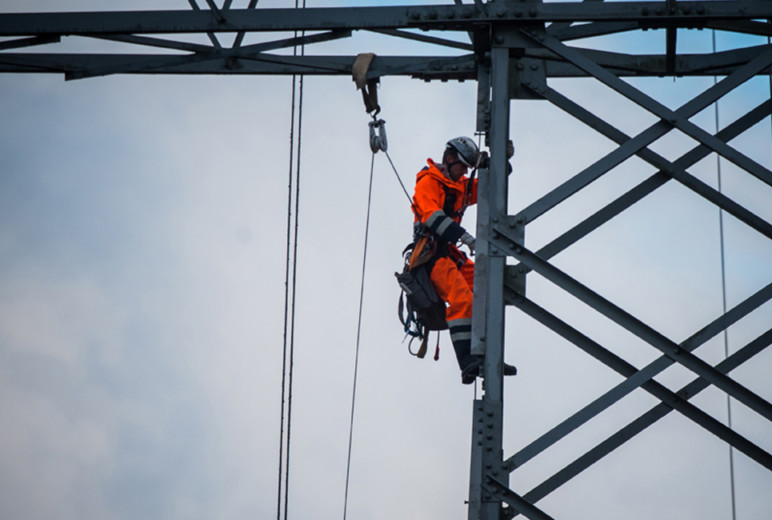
<box><xmin>507</xmin><ymin>327</ymin><xmax>772</xmax><ymax>517</ymax></box>
<box><xmin>493</xmin><ymin>236</ymin><xmax>772</xmax><ymax>422</ymax></box>
<box><xmin>528</xmin><ymin>30</ymin><xmax>772</xmax><ymax>188</ymax></box>
<box><xmin>502</xmin><ymin>281</ymin><xmax>772</xmax><ymax>471</ymax></box>
<box><xmin>515</xmin><ymin>37</ymin><xmax>772</xmax><ymax>223</ymax></box>
<box><xmin>506</xmin><ymin>294</ymin><xmax>772</xmax><ymax>471</ymax></box>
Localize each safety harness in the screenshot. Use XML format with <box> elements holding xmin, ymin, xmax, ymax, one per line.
<box><xmin>397</xmin><ymin>165</ymin><xmax>477</xmax><ymax>360</ymax></box>
<box><xmin>395</xmin><ymin>236</ymin><xmax>447</xmax><ymax>359</ymax></box>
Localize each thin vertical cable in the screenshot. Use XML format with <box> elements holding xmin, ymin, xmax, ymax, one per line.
<box><xmin>277</xmin><ymin>2</ymin><xmax>305</xmax><ymax>518</ymax></box>
<box><xmin>283</xmin><ymin>70</ymin><xmax>304</xmax><ymax>520</ymax></box>
<box><xmin>283</xmin><ymin>2</ymin><xmax>307</xmax><ymax>517</ymax></box>
<box><xmin>276</xmin><ymin>67</ymin><xmax>299</xmax><ymax>520</ymax></box>
<box><xmin>712</xmin><ymin>29</ymin><xmax>737</xmax><ymax>520</ymax></box>
<box><xmin>343</xmin><ymin>152</ymin><xmax>376</xmax><ymax>520</ymax></box>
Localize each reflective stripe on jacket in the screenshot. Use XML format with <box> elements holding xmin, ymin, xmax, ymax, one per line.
<box><xmin>412</xmin><ymin>158</ymin><xmax>477</xmax><ymax>244</ymax></box>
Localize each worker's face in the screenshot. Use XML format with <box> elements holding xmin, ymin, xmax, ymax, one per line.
<box><xmin>449</xmin><ymin>161</ymin><xmax>468</xmax><ymax>181</ymax></box>
<box><xmin>445</xmin><ymin>152</ymin><xmax>469</xmax><ymax>181</ymax></box>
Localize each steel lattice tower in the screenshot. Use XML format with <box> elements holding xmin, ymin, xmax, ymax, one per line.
<box><xmin>2</xmin><ymin>2</ymin><xmax>771</xmax><ymax>519</ymax></box>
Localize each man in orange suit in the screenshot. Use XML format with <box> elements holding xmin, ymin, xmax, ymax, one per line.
<box><xmin>411</xmin><ymin>136</ymin><xmax>516</xmax><ymax>384</ymax></box>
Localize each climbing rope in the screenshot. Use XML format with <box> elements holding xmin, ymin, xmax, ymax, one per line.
<box><xmin>343</xmin><ymin>148</ymin><xmax>377</xmax><ymax>520</ymax></box>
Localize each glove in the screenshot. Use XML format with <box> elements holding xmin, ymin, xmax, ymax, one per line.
<box><xmin>476</xmin><ymin>142</ymin><xmax>513</xmax><ymax>168</ymax></box>
<box><xmin>478</xmin><ymin>151</ymin><xmax>490</xmax><ymax>169</ymax></box>
<box><xmin>459</xmin><ymin>231</ymin><xmax>476</xmax><ymax>254</ymax></box>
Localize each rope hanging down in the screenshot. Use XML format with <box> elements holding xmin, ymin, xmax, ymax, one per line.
<box><xmin>342</xmin><ymin>55</ymin><xmax>381</xmax><ymax>520</ymax></box>
<box><xmin>345</xmin><ymin>56</ymin><xmax>436</xmax><ymax>517</ymax></box>
<box><xmin>344</xmin><ymin>60</ymin><xmax>416</xmax><ymax>518</ymax></box>
<box><xmin>713</xmin><ymin>29</ymin><xmax>737</xmax><ymax>520</ymax></box>
<box><xmin>343</xmin><ymin>144</ymin><xmax>377</xmax><ymax>520</ymax></box>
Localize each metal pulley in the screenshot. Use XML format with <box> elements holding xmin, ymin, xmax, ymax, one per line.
<box><xmin>369</xmin><ymin>119</ymin><xmax>387</xmax><ymax>153</ymax></box>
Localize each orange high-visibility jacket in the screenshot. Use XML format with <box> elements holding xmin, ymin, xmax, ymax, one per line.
<box><xmin>412</xmin><ymin>158</ymin><xmax>478</xmax><ymax>245</ymax></box>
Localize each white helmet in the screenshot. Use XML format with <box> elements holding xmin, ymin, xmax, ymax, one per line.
<box><xmin>446</xmin><ymin>136</ymin><xmax>480</xmax><ymax>168</ymax></box>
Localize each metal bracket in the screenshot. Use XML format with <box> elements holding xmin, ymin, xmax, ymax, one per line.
<box><xmin>510</xmin><ymin>57</ymin><xmax>546</xmax><ymax>99</ymax></box>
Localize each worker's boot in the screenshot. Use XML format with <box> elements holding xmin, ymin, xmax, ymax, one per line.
<box><xmin>450</xmin><ymin>321</ymin><xmax>517</xmax><ymax>384</ymax></box>
<box><xmin>461</xmin><ymin>357</ymin><xmax>482</xmax><ymax>385</ymax></box>
<box><xmin>461</xmin><ymin>357</ymin><xmax>517</xmax><ymax>382</ymax></box>
<box><xmin>448</xmin><ymin>318</ymin><xmax>481</xmax><ymax>385</ymax></box>
<box><xmin>449</xmin><ymin>321</ymin><xmax>480</xmax><ymax>384</ymax></box>
<box><xmin>451</xmin><ymin>336</ymin><xmax>480</xmax><ymax>385</ymax></box>
<box><xmin>455</xmin><ymin>343</ymin><xmax>481</xmax><ymax>385</ymax></box>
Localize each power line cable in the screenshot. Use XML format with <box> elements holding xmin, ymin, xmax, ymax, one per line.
<box><xmin>712</xmin><ymin>28</ymin><xmax>737</xmax><ymax>520</ymax></box>
<box><xmin>276</xmin><ymin>69</ymin><xmax>301</xmax><ymax>520</ymax></box>
<box><xmin>283</xmin><ymin>70</ymin><xmax>304</xmax><ymax>520</ymax></box>
<box><xmin>277</xmin><ymin>2</ymin><xmax>305</xmax><ymax>517</ymax></box>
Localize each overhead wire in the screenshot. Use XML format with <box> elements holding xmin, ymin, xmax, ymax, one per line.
<box><xmin>276</xmin><ymin>64</ymin><xmax>299</xmax><ymax>520</ymax></box>
<box><xmin>276</xmin><ymin>1</ymin><xmax>305</xmax><ymax>518</ymax></box>
<box><xmin>712</xmin><ymin>28</ymin><xmax>737</xmax><ymax>520</ymax></box>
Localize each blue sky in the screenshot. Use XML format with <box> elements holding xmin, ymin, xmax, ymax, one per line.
<box><xmin>1</xmin><ymin>2</ymin><xmax>771</xmax><ymax>520</ymax></box>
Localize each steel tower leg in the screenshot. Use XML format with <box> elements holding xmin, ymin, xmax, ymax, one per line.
<box><xmin>469</xmin><ymin>42</ymin><xmax>510</xmax><ymax>520</ymax></box>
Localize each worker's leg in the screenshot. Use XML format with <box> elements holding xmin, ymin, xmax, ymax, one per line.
<box><xmin>430</xmin><ymin>257</ymin><xmax>476</xmax><ymax>380</ymax></box>
<box><xmin>433</xmin><ymin>256</ymin><xmax>515</xmax><ymax>382</ymax></box>
<box><xmin>459</xmin><ymin>256</ymin><xmax>475</xmax><ymax>291</ymax></box>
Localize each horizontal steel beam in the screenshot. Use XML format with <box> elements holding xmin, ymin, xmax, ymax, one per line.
<box><xmin>1</xmin><ymin>49</ymin><xmax>770</xmax><ymax>79</ymax></box>
<box><xmin>1</xmin><ymin>3</ymin><xmax>772</xmax><ymax>37</ymax></box>
<box><xmin>0</xmin><ymin>0</ymin><xmax>772</xmax><ymax>36</ymax></box>
<box><xmin>531</xmin><ymin>45</ymin><xmax>771</xmax><ymax>77</ymax></box>
<box><xmin>0</xmin><ymin>53</ymin><xmax>478</xmax><ymax>81</ymax></box>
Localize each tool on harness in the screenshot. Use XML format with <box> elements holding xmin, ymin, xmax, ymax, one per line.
<box><xmin>396</xmin><ymin>237</ymin><xmax>447</xmax><ymax>360</ymax></box>
<box><xmin>369</xmin><ymin>119</ymin><xmax>387</xmax><ymax>153</ymax></box>
<box><xmin>352</xmin><ymin>52</ymin><xmax>380</xmax><ymax>116</ymax></box>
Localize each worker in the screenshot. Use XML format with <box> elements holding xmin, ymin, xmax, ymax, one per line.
<box><xmin>411</xmin><ymin>136</ymin><xmax>517</xmax><ymax>384</ymax></box>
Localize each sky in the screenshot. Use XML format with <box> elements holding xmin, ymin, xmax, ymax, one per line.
<box><xmin>0</xmin><ymin>2</ymin><xmax>771</xmax><ymax>520</ymax></box>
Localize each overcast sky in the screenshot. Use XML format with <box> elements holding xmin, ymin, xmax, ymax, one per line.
<box><xmin>1</xmin><ymin>2</ymin><xmax>771</xmax><ymax>520</ymax></box>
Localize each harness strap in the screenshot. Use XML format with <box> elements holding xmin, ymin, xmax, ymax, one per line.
<box><xmin>416</xmin><ymin>333</ymin><xmax>428</xmax><ymax>359</ymax></box>
<box><xmin>409</xmin><ymin>235</ymin><xmax>439</xmax><ymax>270</ymax></box>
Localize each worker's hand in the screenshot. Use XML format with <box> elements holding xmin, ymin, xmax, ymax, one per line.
<box><xmin>459</xmin><ymin>231</ymin><xmax>476</xmax><ymax>254</ymax></box>
<box><xmin>506</xmin><ymin>139</ymin><xmax>515</xmax><ymax>159</ymax></box>
<box><xmin>478</xmin><ymin>151</ymin><xmax>490</xmax><ymax>169</ymax></box>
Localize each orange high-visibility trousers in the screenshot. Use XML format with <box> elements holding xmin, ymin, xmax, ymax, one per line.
<box><xmin>429</xmin><ymin>255</ymin><xmax>475</xmax><ymax>323</ymax></box>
